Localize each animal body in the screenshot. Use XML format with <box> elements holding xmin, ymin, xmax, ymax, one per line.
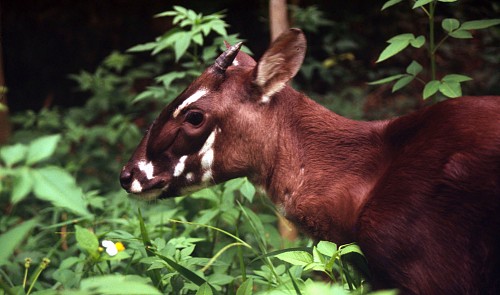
<box><xmin>120</xmin><ymin>28</ymin><xmax>500</xmax><ymax>294</ymax></box>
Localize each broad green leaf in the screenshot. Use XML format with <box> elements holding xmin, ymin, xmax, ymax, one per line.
<box><xmin>224</xmin><ymin>177</ymin><xmax>246</xmax><ymax>192</ymax></box>
<box><xmin>151</xmin><ymin>28</ymin><xmax>182</xmax><ymax>55</ymax></box>
<box><xmin>240</xmin><ymin>178</ymin><xmax>256</xmax><ymax>202</ymax></box>
<box><xmin>236</xmin><ymin>278</ymin><xmax>253</xmax><ymax>295</ymax></box>
<box><xmin>75</xmin><ymin>225</ymin><xmax>99</xmax><ymax>258</ymax></box>
<box><xmin>211</xmin><ymin>20</ymin><xmax>228</xmax><ymax>37</ymax></box>
<box><xmin>173</xmin><ymin>5</ymin><xmax>188</xmax><ymax>15</ymax></box>
<box><xmin>442</xmin><ymin>74</ymin><xmax>473</xmax><ymax>83</ymax></box>
<box><xmin>80</xmin><ymin>275</ymin><xmax>162</xmax><ymax>295</ymax></box>
<box><xmin>460</xmin><ymin>19</ymin><xmax>500</xmax><ymax>30</ymax></box>
<box><xmin>26</xmin><ymin>134</ymin><xmax>61</xmax><ymax>165</ymax></box>
<box><xmin>316</xmin><ymin>241</ymin><xmax>337</xmax><ymax>257</ymax></box>
<box><xmin>0</xmin><ymin>218</ymin><xmax>38</xmax><ymax>266</ymax></box>
<box><xmin>368</xmin><ymin>74</ymin><xmax>405</xmax><ymax>85</ymax></box>
<box><xmin>376</xmin><ymin>40</ymin><xmax>410</xmax><ymax>63</ymax></box>
<box><xmin>381</xmin><ymin>0</ymin><xmax>403</xmax><ymax>10</ymax></box>
<box><xmin>392</xmin><ymin>75</ymin><xmax>414</xmax><ymax>92</ymax></box>
<box><xmin>127</xmin><ymin>42</ymin><xmax>157</xmax><ymax>53</ymax></box>
<box><xmin>387</xmin><ymin>33</ymin><xmax>415</xmax><ymax>43</ymax></box>
<box><xmin>152</xmin><ymin>251</ymin><xmax>215</xmax><ymax>290</ymax></box>
<box><xmin>192</xmin><ymin>33</ymin><xmax>204</xmax><ymax>46</ymax></box>
<box><xmin>313</xmin><ymin>246</ymin><xmax>324</xmax><ymax>264</ymax></box>
<box><xmin>449</xmin><ymin>29</ymin><xmax>473</xmax><ymax>39</ymax></box>
<box><xmin>206</xmin><ymin>273</ymin><xmax>234</xmax><ymax>286</ymax></box>
<box><xmin>12</xmin><ymin>167</ymin><xmax>33</xmax><ymax>203</ymax></box>
<box><xmin>154</xmin><ymin>11</ymin><xmax>178</xmax><ymax>18</ymax></box>
<box><xmin>423</xmin><ymin>80</ymin><xmax>441</xmax><ymax>99</ymax></box>
<box><xmin>439</xmin><ymin>81</ymin><xmax>462</xmax><ymax>98</ymax></box>
<box><xmin>240</xmin><ymin>207</ymin><xmax>267</xmax><ymax>247</ymax></box>
<box><xmin>191</xmin><ymin>187</ymin><xmax>220</xmax><ymax>202</ymax></box>
<box><xmin>442</xmin><ymin>18</ymin><xmax>460</xmax><ymax>32</ymax></box>
<box><xmin>406</xmin><ymin>60</ymin><xmax>423</xmax><ymax>76</ymax></box>
<box><xmin>339</xmin><ymin>243</ymin><xmax>364</xmax><ymax>256</ymax></box>
<box><xmin>0</xmin><ymin>143</ymin><xmax>28</xmax><ymax>167</ymax></box>
<box><xmin>196</xmin><ymin>283</ymin><xmax>213</xmax><ymax>295</ymax></box>
<box><xmin>194</xmin><ymin>208</ymin><xmax>219</xmax><ymax>225</ymax></box>
<box><xmin>155</xmin><ymin>71</ymin><xmax>186</xmax><ymax>88</ymax></box>
<box><xmin>412</xmin><ymin>0</ymin><xmax>434</xmax><ymax>9</ymax></box>
<box><xmin>32</xmin><ymin>166</ymin><xmax>91</xmax><ymax>217</ymax></box>
<box><xmin>275</xmin><ymin>251</ymin><xmax>313</xmax><ymax>266</ymax></box>
<box><xmin>410</xmin><ymin>35</ymin><xmax>426</xmax><ymax>48</ymax></box>
<box><xmin>174</xmin><ymin>32</ymin><xmax>192</xmax><ymax>61</ymax></box>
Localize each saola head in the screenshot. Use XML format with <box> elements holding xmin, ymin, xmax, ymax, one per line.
<box><xmin>120</xmin><ymin>28</ymin><xmax>306</xmax><ymax>200</ymax></box>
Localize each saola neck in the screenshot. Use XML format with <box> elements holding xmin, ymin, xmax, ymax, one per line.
<box><xmin>261</xmin><ymin>87</ymin><xmax>388</xmax><ymax>243</ymax></box>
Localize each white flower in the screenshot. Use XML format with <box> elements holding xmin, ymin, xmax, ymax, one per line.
<box><xmin>102</xmin><ymin>240</ymin><xmax>118</xmax><ymax>256</ymax></box>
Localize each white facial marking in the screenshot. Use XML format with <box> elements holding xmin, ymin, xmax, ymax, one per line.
<box><xmin>173</xmin><ymin>155</ymin><xmax>188</xmax><ymax>177</ymax></box>
<box><xmin>232</xmin><ymin>59</ymin><xmax>239</xmax><ymax>66</ymax></box>
<box><xmin>130</xmin><ymin>179</ymin><xmax>143</xmax><ymax>193</ymax></box>
<box><xmin>186</xmin><ymin>172</ymin><xmax>194</xmax><ymax>182</ymax></box>
<box><xmin>201</xmin><ymin>170</ymin><xmax>213</xmax><ymax>183</ymax></box>
<box><xmin>201</xmin><ymin>149</ymin><xmax>214</xmax><ymax>170</ymax></box>
<box><xmin>173</xmin><ymin>88</ymin><xmax>208</xmax><ymax>118</ymax></box>
<box><xmin>198</xmin><ymin>128</ymin><xmax>217</xmax><ymax>183</ymax></box>
<box><xmin>199</xmin><ymin>130</ymin><xmax>216</xmax><ymax>156</ymax></box>
<box><xmin>138</xmin><ymin>161</ymin><xmax>154</xmax><ymax>180</ymax></box>
<box><xmin>261</xmin><ymin>95</ymin><xmax>270</xmax><ymax>104</ymax></box>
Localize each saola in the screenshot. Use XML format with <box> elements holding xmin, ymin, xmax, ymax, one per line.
<box><xmin>120</xmin><ymin>29</ymin><xmax>500</xmax><ymax>294</ymax></box>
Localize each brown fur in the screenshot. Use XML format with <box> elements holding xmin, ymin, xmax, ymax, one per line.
<box><xmin>121</xmin><ymin>29</ymin><xmax>500</xmax><ymax>294</ymax></box>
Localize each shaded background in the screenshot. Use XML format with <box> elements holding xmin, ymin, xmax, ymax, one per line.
<box><xmin>2</xmin><ymin>0</ymin><xmax>499</xmax><ymax>112</ymax></box>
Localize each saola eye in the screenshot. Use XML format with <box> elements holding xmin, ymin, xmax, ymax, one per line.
<box><xmin>184</xmin><ymin>110</ymin><xmax>204</xmax><ymax>126</ymax></box>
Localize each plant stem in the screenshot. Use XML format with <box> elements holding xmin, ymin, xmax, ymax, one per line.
<box><xmin>429</xmin><ymin>1</ymin><xmax>437</xmax><ymax>81</ymax></box>
<box><xmin>26</xmin><ymin>258</ymin><xmax>50</xmax><ymax>295</ymax></box>
<box><xmin>235</xmin><ymin>226</ymin><xmax>247</xmax><ymax>282</ymax></box>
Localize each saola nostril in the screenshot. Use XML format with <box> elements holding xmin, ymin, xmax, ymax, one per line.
<box><xmin>119</xmin><ymin>168</ymin><xmax>133</xmax><ymax>189</ymax></box>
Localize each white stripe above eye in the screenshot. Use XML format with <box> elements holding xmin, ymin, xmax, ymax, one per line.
<box><xmin>173</xmin><ymin>88</ymin><xmax>208</xmax><ymax>118</ymax></box>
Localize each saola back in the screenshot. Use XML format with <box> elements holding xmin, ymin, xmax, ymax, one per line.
<box><xmin>120</xmin><ymin>28</ymin><xmax>500</xmax><ymax>294</ymax></box>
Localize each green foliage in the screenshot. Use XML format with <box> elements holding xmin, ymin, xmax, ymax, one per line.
<box><xmin>128</xmin><ymin>5</ymin><xmax>249</xmax><ymax>105</ymax></box>
<box><xmin>375</xmin><ymin>0</ymin><xmax>500</xmax><ymax>100</ymax></box>
<box><xmin>1</xmin><ymin>5</ymin><xmax>410</xmax><ymax>295</ymax></box>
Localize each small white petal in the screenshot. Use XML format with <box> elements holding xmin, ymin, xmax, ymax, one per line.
<box><xmin>106</xmin><ymin>245</ymin><xmax>118</xmax><ymax>256</ymax></box>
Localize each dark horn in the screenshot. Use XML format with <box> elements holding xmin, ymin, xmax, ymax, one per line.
<box><xmin>214</xmin><ymin>42</ymin><xmax>243</xmax><ymax>72</ymax></box>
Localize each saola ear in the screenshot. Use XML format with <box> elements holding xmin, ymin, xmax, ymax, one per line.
<box><xmin>254</xmin><ymin>28</ymin><xmax>306</xmax><ymax>102</ymax></box>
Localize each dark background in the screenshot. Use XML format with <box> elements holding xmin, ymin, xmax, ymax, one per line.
<box><xmin>2</xmin><ymin>0</ymin><xmax>498</xmax><ymax>112</ymax></box>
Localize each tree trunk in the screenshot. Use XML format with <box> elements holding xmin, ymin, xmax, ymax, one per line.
<box><xmin>268</xmin><ymin>0</ymin><xmax>299</xmax><ymax>242</ymax></box>
<box><xmin>269</xmin><ymin>0</ymin><xmax>289</xmax><ymax>41</ymax></box>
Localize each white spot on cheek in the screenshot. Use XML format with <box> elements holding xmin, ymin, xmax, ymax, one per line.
<box><xmin>173</xmin><ymin>155</ymin><xmax>188</xmax><ymax>177</ymax></box>
<box><xmin>199</xmin><ymin>130</ymin><xmax>216</xmax><ymax>156</ymax></box>
<box><xmin>201</xmin><ymin>170</ymin><xmax>212</xmax><ymax>183</ymax></box>
<box><xmin>138</xmin><ymin>161</ymin><xmax>154</xmax><ymax>180</ymax></box>
<box><xmin>186</xmin><ymin>172</ymin><xmax>194</xmax><ymax>182</ymax></box>
<box><xmin>198</xmin><ymin>129</ymin><xmax>217</xmax><ymax>183</ymax></box>
<box><xmin>261</xmin><ymin>95</ymin><xmax>270</xmax><ymax>104</ymax></box>
<box><xmin>201</xmin><ymin>149</ymin><xmax>214</xmax><ymax>170</ymax></box>
<box><xmin>232</xmin><ymin>59</ymin><xmax>239</xmax><ymax>66</ymax></box>
<box><xmin>130</xmin><ymin>179</ymin><xmax>143</xmax><ymax>193</ymax></box>
<box><xmin>173</xmin><ymin>88</ymin><xmax>208</xmax><ymax>118</ymax></box>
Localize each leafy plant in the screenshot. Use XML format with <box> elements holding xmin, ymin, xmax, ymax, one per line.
<box><xmin>370</xmin><ymin>0</ymin><xmax>500</xmax><ymax>100</ymax></box>
<box><xmin>0</xmin><ymin>6</ymin><xmax>390</xmax><ymax>295</ymax></box>
<box><xmin>128</xmin><ymin>5</ymin><xmax>249</xmax><ymax>105</ymax></box>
